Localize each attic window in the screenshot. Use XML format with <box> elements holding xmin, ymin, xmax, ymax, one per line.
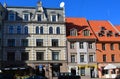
<box><xmin>115</xmin><ymin>33</ymin><xmax>119</xmax><ymax>37</ymax></box>
<box><xmin>100</xmin><ymin>27</ymin><xmax>106</xmax><ymax>31</ymax></box>
<box><xmin>70</xmin><ymin>28</ymin><xmax>77</xmax><ymax>36</ymax></box>
<box><xmin>107</xmin><ymin>31</ymin><xmax>113</xmax><ymax>37</ymax></box>
<box><xmin>98</xmin><ymin>33</ymin><xmax>103</xmax><ymax>37</ymax></box>
<box><xmin>8</xmin><ymin>11</ymin><xmax>16</xmax><ymax>21</ymax></box>
<box><xmin>83</xmin><ymin>29</ymin><xmax>90</xmax><ymax>36</ymax></box>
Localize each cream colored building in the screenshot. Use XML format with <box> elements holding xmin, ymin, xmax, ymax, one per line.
<box><xmin>2</xmin><ymin>1</ymin><xmax>67</xmax><ymax>78</ymax></box>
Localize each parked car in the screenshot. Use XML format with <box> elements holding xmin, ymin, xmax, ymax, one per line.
<box><xmin>58</xmin><ymin>72</ymin><xmax>81</xmax><ymax>79</ymax></box>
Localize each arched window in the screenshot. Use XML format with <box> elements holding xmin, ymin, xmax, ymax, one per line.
<box><xmin>49</xmin><ymin>27</ymin><xmax>53</xmax><ymax>34</ymax></box>
<box><xmin>56</xmin><ymin>27</ymin><xmax>60</xmax><ymax>34</ymax></box>
<box><xmin>24</xmin><ymin>26</ymin><xmax>28</xmax><ymax>34</ymax></box>
<box><xmin>17</xmin><ymin>26</ymin><xmax>21</xmax><ymax>34</ymax></box>
<box><xmin>9</xmin><ymin>26</ymin><xmax>14</xmax><ymax>34</ymax></box>
<box><xmin>40</xmin><ymin>26</ymin><xmax>43</xmax><ymax>34</ymax></box>
<box><xmin>36</xmin><ymin>26</ymin><xmax>39</xmax><ymax>34</ymax></box>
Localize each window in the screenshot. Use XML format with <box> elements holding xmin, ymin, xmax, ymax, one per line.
<box><xmin>71</xmin><ymin>55</ymin><xmax>75</xmax><ymax>63</ymax></box>
<box><xmin>70</xmin><ymin>42</ymin><xmax>75</xmax><ymax>49</ymax></box>
<box><xmin>52</xmin><ymin>52</ymin><xmax>59</xmax><ymax>60</ymax></box>
<box><xmin>36</xmin><ymin>52</ymin><xmax>44</xmax><ymax>60</ymax></box>
<box><xmin>103</xmin><ymin>54</ymin><xmax>106</xmax><ymax>62</ymax></box>
<box><xmin>21</xmin><ymin>52</ymin><xmax>29</xmax><ymax>61</ymax></box>
<box><xmin>21</xmin><ymin>39</ymin><xmax>28</xmax><ymax>46</ymax></box>
<box><xmin>40</xmin><ymin>26</ymin><xmax>43</xmax><ymax>34</ymax></box>
<box><xmin>79</xmin><ymin>42</ymin><xmax>84</xmax><ymax>49</ymax></box>
<box><xmin>36</xmin><ymin>39</ymin><xmax>43</xmax><ymax>47</ymax></box>
<box><xmin>0</xmin><ymin>39</ymin><xmax>1</xmax><ymax>46</ymax></box>
<box><xmin>37</xmin><ymin>14</ymin><xmax>42</xmax><ymax>21</ymax></box>
<box><xmin>24</xmin><ymin>26</ymin><xmax>28</xmax><ymax>34</ymax></box>
<box><xmin>83</xmin><ymin>29</ymin><xmax>90</xmax><ymax>36</ymax></box>
<box><xmin>7</xmin><ymin>39</ymin><xmax>15</xmax><ymax>47</ymax></box>
<box><xmin>9</xmin><ymin>26</ymin><xmax>14</xmax><ymax>34</ymax></box>
<box><xmin>36</xmin><ymin>26</ymin><xmax>39</xmax><ymax>34</ymax></box>
<box><xmin>49</xmin><ymin>27</ymin><xmax>53</xmax><ymax>34</ymax></box>
<box><xmin>8</xmin><ymin>12</ymin><xmax>15</xmax><ymax>21</ymax></box>
<box><xmin>80</xmin><ymin>55</ymin><xmax>84</xmax><ymax>62</ymax></box>
<box><xmin>7</xmin><ymin>52</ymin><xmax>15</xmax><ymax>61</ymax></box>
<box><xmin>88</xmin><ymin>42</ymin><xmax>93</xmax><ymax>49</ymax></box>
<box><xmin>56</xmin><ymin>27</ymin><xmax>60</xmax><ymax>34</ymax></box>
<box><xmin>52</xmin><ymin>39</ymin><xmax>58</xmax><ymax>47</ymax></box>
<box><xmin>110</xmin><ymin>43</ymin><xmax>114</xmax><ymax>50</ymax></box>
<box><xmin>70</xmin><ymin>29</ymin><xmax>77</xmax><ymax>36</ymax></box>
<box><xmin>119</xmin><ymin>43</ymin><xmax>120</xmax><ymax>50</ymax></box>
<box><xmin>81</xmin><ymin>67</ymin><xmax>85</xmax><ymax>76</ymax></box>
<box><xmin>23</xmin><ymin>14</ymin><xmax>29</xmax><ymax>21</ymax></box>
<box><xmin>51</xmin><ymin>15</ymin><xmax>57</xmax><ymax>22</ymax></box>
<box><xmin>111</xmin><ymin>54</ymin><xmax>115</xmax><ymax>62</ymax></box>
<box><xmin>102</xmin><ymin>43</ymin><xmax>105</xmax><ymax>50</ymax></box>
<box><xmin>17</xmin><ymin>26</ymin><xmax>21</xmax><ymax>34</ymax></box>
<box><xmin>89</xmin><ymin>55</ymin><xmax>93</xmax><ymax>62</ymax></box>
<box><xmin>101</xmin><ymin>67</ymin><xmax>108</xmax><ymax>75</ymax></box>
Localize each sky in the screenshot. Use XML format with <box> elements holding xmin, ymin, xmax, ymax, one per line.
<box><xmin>0</xmin><ymin>0</ymin><xmax>120</xmax><ymax>25</ymax></box>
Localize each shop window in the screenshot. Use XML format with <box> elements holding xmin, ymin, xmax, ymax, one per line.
<box><xmin>101</xmin><ymin>67</ymin><xmax>108</xmax><ymax>75</ymax></box>
<box><xmin>52</xmin><ymin>65</ymin><xmax>60</xmax><ymax>77</ymax></box>
<box><xmin>21</xmin><ymin>52</ymin><xmax>29</xmax><ymax>61</ymax></box>
<box><xmin>7</xmin><ymin>52</ymin><xmax>15</xmax><ymax>61</ymax></box>
<box><xmin>81</xmin><ymin>67</ymin><xmax>85</xmax><ymax>76</ymax></box>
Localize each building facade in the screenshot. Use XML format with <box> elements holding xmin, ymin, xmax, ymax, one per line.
<box><xmin>66</xmin><ymin>18</ymin><xmax>97</xmax><ymax>78</ymax></box>
<box><xmin>0</xmin><ymin>3</ymin><xmax>5</xmax><ymax>68</ymax></box>
<box><xmin>89</xmin><ymin>20</ymin><xmax>120</xmax><ymax>78</ymax></box>
<box><xmin>2</xmin><ymin>1</ymin><xmax>67</xmax><ymax>78</ymax></box>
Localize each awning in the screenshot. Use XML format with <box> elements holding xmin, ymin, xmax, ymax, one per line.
<box><xmin>104</xmin><ymin>64</ymin><xmax>116</xmax><ymax>70</ymax></box>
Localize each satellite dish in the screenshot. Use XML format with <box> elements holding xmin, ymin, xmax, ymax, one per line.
<box><xmin>60</xmin><ymin>2</ymin><xmax>65</xmax><ymax>8</ymax></box>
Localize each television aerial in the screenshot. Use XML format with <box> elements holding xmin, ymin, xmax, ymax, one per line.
<box><xmin>60</xmin><ymin>2</ymin><xmax>65</xmax><ymax>8</ymax></box>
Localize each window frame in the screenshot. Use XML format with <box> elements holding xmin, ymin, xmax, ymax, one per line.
<box><xmin>23</xmin><ymin>13</ymin><xmax>30</xmax><ymax>21</ymax></box>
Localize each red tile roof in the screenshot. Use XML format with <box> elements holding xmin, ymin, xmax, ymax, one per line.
<box><xmin>66</xmin><ymin>18</ymin><xmax>96</xmax><ymax>39</ymax></box>
<box><xmin>88</xmin><ymin>20</ymin><xmax>120</xmax><ymax>42</ymax></box>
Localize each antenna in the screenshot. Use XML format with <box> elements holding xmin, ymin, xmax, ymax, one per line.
<box><xmin>60</xmin><ymin>2</ymin><xmax>65</xmax><ymax>8</ymax></box>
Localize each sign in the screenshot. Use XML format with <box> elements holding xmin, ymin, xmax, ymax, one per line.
<box><xmin>39</xmin><ymin>65</ymin><xmax>43</xmax><ymax>71</ymax></box>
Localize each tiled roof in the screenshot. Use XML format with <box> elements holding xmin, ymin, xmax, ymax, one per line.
<box><xmin>88</xmin><ymin>20</ymin><xmax>120</xmax><ymax>42</ymax></box>
<box><xmin>66</xmin><ymin>17</ymin><xmax>96</xmax><ymax>39</ymax></box>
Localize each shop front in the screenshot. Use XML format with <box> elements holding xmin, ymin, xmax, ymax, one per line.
<box><xmin>78</xmin><ymin>64</ymin><xmax>97</xmax><ymax>78</ymax></box>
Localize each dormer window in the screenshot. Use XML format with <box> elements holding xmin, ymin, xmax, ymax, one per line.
<box><xmin>100</xmin><ymin>26</ymin><xmax>106</xmax><ymax>31</ymax></box>
<box><xmin>70</xmin><ymin>28</ymin><xmax>77</xmax><ymax>36</ymax></box>
<box><xmin>37</xmin><ymin>14</ymin><xmax>42</xmax><ymax>21</ymax></box>
<box><xmin>51</xmin><ymin>14</ymin><xmax>58</xmax><ymax>22</ymax></box>
<box><xmin>83</xmin><ymin>29</ymin><xmax>90</xmax><ymax>36</ymax></box>
<box><xmin>8</xmin><ymin>12</ymin><xmax>16</xmax><ymax>21</ymax></box>
<box><xmin>23</xmin><ymin>13</ymin><xmax>30</xmax><ymax>21</ymax></box>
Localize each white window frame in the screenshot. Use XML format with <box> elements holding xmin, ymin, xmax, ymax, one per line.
<box><xmin>23</xmin><ymin>13</ymin><xmax>30</xmax><ymax>21</ymax></box>
<box><xmin>51</xmin><ymin>14</ymin><xmax>58</xmax><ymax>22</ymax></box>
